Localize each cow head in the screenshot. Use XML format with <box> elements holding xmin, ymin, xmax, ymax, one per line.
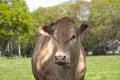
<box><xmin>38</xmin><ymin>17</ymin><xmax>89</xmax><ymax>65</ymax></box>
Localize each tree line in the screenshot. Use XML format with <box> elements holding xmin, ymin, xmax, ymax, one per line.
<box><xmin>0</xmin><ymin>0</ymin><xmax>120</xmax><ymax>57</ymax></box>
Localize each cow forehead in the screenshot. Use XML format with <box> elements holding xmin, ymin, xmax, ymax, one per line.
<box><xmin>54</xmin><ymin>23</ymin><xmax>77</xmax><ymax>40</ymax></box>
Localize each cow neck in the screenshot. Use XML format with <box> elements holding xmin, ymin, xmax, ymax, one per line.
<box><xmin>54</xmin><ymin>64</ymin><xmax>72</xmax><ymax>80</ymax></box>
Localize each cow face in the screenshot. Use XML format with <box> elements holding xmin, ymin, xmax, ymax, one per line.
<box><xmin>39</xmin><ymin>17</ymin><xmax>89</xmax><ymax>65</ymax></box>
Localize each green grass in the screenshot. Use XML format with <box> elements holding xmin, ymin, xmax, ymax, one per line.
<box><xmin>85</xmin><ymin>55</ymin><xmax>120</xmax><ymax>80</ymax></box>
<box><xmin>0</xmin><ymin>56</ymin><xmax>120</xmax><ymax>80</ymax></box>
<box><xmin>0</xmin><ymin>57</ymin><xmax>34</xmax><ymax>80</ymax></box>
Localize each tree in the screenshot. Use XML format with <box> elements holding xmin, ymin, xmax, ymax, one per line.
<box><xmin>0</xmin><ymin>1</ymin><xmax>14</xmax><ymax>56</ymax></box>
<box><xmin>0</xmin><ymin>0</ymin><xmax>31</xmax><ymax>57</ymax></box>
<box><xmin>60</xmin><ymin>0</ymin><xmax>90</xmax><ymax>22</ymax></box>
<box><xmin>88</xmin><ymin>0</ymin><xmax>120</xmax><ymax>55</ymax></box>
<box><xmin>31</xmin><ymin>0</ymin><xmax>92</xmax><ymax>55</ymax></box>
<box><xmin>11</xmin><ymin>0</ymin><xmax>31</xmax><ymax>57</ymax></box>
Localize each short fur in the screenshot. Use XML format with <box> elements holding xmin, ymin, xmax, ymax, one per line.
<box><xmin>32</xmin><ymin>17</ymin><xmax>88</xmax><ymax>80</ymax></box>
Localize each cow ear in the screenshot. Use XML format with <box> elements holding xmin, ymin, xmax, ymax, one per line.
<box><xmin>38</xmin><ymin>26</ymin><xmax>54</xmax><ymax>36</ymax></box>
<box><xmin>78</xmin><ymin>24</ymin><xmax>90</xmax><ymax>35</ymax></box>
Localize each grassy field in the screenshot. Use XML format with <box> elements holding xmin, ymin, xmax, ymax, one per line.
<box><xmin>0</xmin><ymin>56</ymin><xmax>120</xmax><ymax>80</ymax></box>
<box><xmin>0</xmin><ymin>57</ymin><xmax>34</xmax><ymax>80</ymax></box>
<box><xmin>85</xmin><ymin>55</ymin><xmax>120</xmax><ymax>80</ymax></box>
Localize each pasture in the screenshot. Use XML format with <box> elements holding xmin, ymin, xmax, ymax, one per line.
<box><xmin>0</xmin><ymin>56</ymin><xmax>120</xmax><ymax>80</ymax></box>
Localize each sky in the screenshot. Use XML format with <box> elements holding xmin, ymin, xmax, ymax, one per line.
<box><xmin>26</xmin><ymin>0</ymin><xmax>69</xmax><ymax>11</ymax></box>
<box><xmin>26</xmin><ymin>0</ymin><xmax>91</xmax><ymax>12</ymax></box>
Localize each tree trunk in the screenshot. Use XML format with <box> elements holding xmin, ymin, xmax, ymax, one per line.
<box><xmin>0</xmin><ymin>47</ymin><xmax>2</xmax><ymax>57</ymax></box>
<box><xmin>10</xmin><ymin>42</ymin><xmax>13</xmax><ymax>57</ymax></box>
<box><xmin>7</xmin><ymin>42</ymin><xmax>10</xmax><ymax>54</ymax></box>
<box><xmin>18</xmin><ymin>43</ymin><xmax>21</xmax><ymax>57</ymax></box>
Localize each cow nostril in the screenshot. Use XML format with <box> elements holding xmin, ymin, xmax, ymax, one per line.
<box><xmin>55</xmin><ymin>55</ymin><xmax>66</xmax><ymax>62</ymax></box>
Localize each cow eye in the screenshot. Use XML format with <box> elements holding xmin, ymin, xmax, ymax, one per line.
<box><xmin>70</xmin><ymin>35</ymin><xmax>76</xmax><ymax>41</ymax></box>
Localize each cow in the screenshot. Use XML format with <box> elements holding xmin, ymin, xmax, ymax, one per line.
<box><xmin>31</xmin><ymin>17</ymin><xmax>89</xmax><ymax>80</ymax></box>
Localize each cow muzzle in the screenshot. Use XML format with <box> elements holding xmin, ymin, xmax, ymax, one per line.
<box><xmin>54</xmin><ymin>52</ymin><xmax>70</xmax><ymax>65</ymax></box>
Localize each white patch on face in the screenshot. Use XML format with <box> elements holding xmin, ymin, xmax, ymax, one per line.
<box><xmin>36</xmin><ymin>61</ymin><xmax>40</xmax><ymax>71</ymax></box>
<box><xmin>36</xmin><ymin>39</ymin><xmax>54</xmax><ymax>71</ymax></box>
<box><xmin>42</xmin><ymin>39</ymin><xmax>54</xmax><ymax>63</ymax></box>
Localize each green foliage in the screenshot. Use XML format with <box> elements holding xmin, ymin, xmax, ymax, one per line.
<box><xmin>60</xmin><ymin>1</ymin><xmax>90</xmax><ymax>22</ymax></box>
<box><xmin>31</xmin><ymin>6</ymin><xmax>63</xmax><ymax>27</ymax></box>
<box><xmin>0</xmin><ymin>2</ymin><xmax>13</xmax><ymax>40</ymax></box>
<box><xmin>0</xmin><ymin>0</ymin><xmax>32</xmax><ymax>57</ymax></box>
<box><xmin>83</xmin><ymin>0</ymin><xmax>120</xmax><ymax>54</ymax></box>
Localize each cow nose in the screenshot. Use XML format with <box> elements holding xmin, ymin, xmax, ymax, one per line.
<box><xmin>55</xmin><ymin>55</ymin><xmax>66</xmax><ymax>61</ymax></box>
<box><xmin>55</xmin><ymin>55</ymin><xmax>66</xmax><ymax>64</ymax></box>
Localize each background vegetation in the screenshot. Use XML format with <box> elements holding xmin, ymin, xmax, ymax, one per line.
<box><xmin>0</xmin><ymin>56</ymin><xmax>120</xmax><ymax>80</ymax></box>
<box><xmin>0</xmin><ymin>0</ymin><xmax>120</xmax><ymax>57</ymax></box>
